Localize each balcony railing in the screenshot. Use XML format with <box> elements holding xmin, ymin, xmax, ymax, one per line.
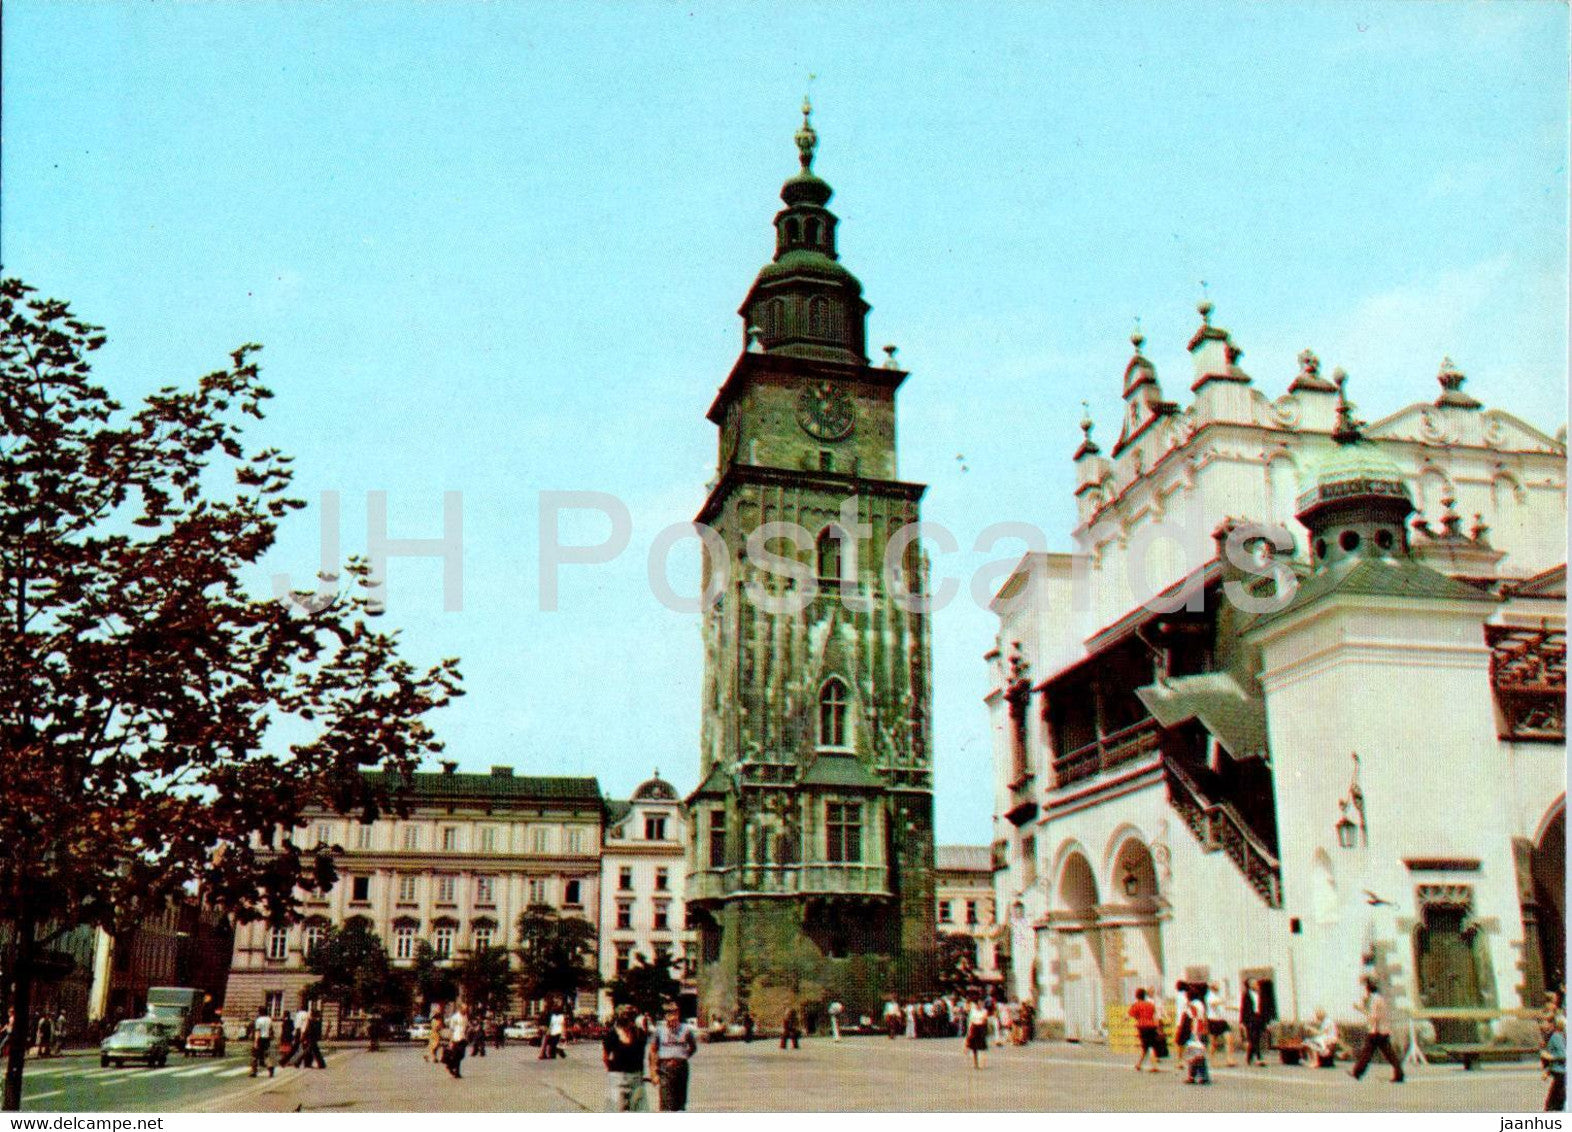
<box><xmin>1051</xmin><ymin>717</ymin><xmax>1161</xmax><ymax>788</ymax></box>
<box><xmin>687</xmin><ymin>863</ymin><xmax>891</xmax><ymax>902</ymax></box>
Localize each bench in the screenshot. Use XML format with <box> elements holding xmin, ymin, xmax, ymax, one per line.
<box><xmin>1434</xmin><ymin>1044</ymin><xmax>1539</xmax><ymax>1070</ymax></box>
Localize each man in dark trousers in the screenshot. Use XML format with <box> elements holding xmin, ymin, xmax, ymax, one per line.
<box><xmin>1349</xmin><ymin>978</ymin><xmax>1404</xmax><ymax>1084</ymax></box>
<box><xmin>301</xmin><ymin>1007</ymin><xmax>327</xmax><ymax>1069</ymax></box>
<box><xmin>1239</xmin><ymin>978</ymin><xmax>1275</xmax><ymax>1067</ymax></box>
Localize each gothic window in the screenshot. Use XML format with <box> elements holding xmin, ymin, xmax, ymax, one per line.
<box><xmin>826</xmin><ymin>802</ymin><xmax>862</xmax><ymax>863</ymax></box>
<box><xmin>809</xmin><ymin>296</ymin><xmax>829</xmax><ymax>336</ymax></box>
<box><xmin>819</xmin><ymin>678</ymin><xmax>849</xmax><ymax>748</ymax></box>
<box><xmin>816</xmin><ymin>527</ymin><xmax>842</xmax><ymax>582</ymax></box>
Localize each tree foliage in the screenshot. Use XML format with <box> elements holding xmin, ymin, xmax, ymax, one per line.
<box><xmin>606</xmin><ymin>955</ymin><xmax>681</xmax><ymax>1019</ymax></box>
<box><xmin>456</xmin><ymin>945</ymin><xmax>514</xmax><ymax>1020</ymax></box>
<box><xmin>934</xmin><ymin>933</ymin><xmax>979</xmax><ymax>994</ymax></box>
<box><xmin>302</xmin><ymin>921</ymin><xmax>407</xmax><ymax>1021</ymax></box>
<box><xmin>0</xmin><ymin>279</ymin><xmax>463</xmax><ymax>1107</ymax></box>
<box><xmin>514</xmin><ymin>904</ymin><xmax>599</xmax><ymax>1006</ymax></box>
<box><xmin>411</xmin><ymin>940</ymin><xmax>460</xmax><ymax>1010</ymax></box>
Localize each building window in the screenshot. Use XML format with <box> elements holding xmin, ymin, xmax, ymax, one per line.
<box><xmin>826</xmin><ymin>802</ymin><xmax>862</xmax><ymax>863</ymax></box>
<box><xmin>654</xmin><ymin>904</ymin><xmax>669</xmax><ymax>932</ymax></box>
<box><xmin>709</xmin><ymin>810</ymin><xmax>726</xmax><ymax>868</ymax></box>
<box><xmin>393</xmin><ymin>925</ymin><xmax>416</xmax><ymax>960</ymax></box>
<box><xmin>615</xmin><ymin>943</ymin><xmax>632</xmax><ymax>976</ymax></box>
<box><xmin>355</xmin><ymin>824</ymin><xmax>374</xmax><ymax>850</ymax></box>
<box><xmin>1021</xmin><ymin>835</ymin><xmax>1037</xmax><ymax>887</ymax></box>
<box><xmin>266</xmin><ymin>928</ymin><xmax>289</xmax><ymax>961</ymax></box>
<box><xmin>303</xmin><ymin>923</ymin><xmax>325</xmax><ymax>956</ymax></box>
<box><xmin>616</xmin><ymin>902</ymin><xmax>633</xmax><ymax>930</ymax></box>
<box><xmin>402</xmin><ymin>826</ymin><xmax>420</xmax><ymax>851</ymax></box>
<box><xmin>654</xmin><ymin>943</ymin><xmax>671</xmax><ymax>968</ymax></box>
<box><xmin>398</xmin><ymin>874</ymin><xmax>418</xmax><ymax>904</ymax></box>
<box><xmin>819</xmin><ymin>450</ymin><xmax>835</xmax><ymax>472</ymax></box>
<box><xmin>350</xmin><ymin>875</ymin><xmax>371</xmax><ymax>903</ymax></box>
<box><xmin>436</xmin><ymin>875</ymin><xmax>457</xmax><ymax>905</ymax></box>
<box><xmin>475</xmin><ymin>876</ymin><xmax>495</xmax><ymax>906</ymax></box>
<box><xmin>473</xmin><ymin>925</ymin><xmax>494</xmax><ymax>952</ymax></box>
<box><xmin>564</xmin><ymin>879</ymin><xmax>582</xmax><ymax>906</ymax></box>
<box><xmin>442</xmin><ymin>827</ymin><xmax>459</xmax><ymax>852</ymax></box>
<box><xmin>938</xmin><ymin>900</ymin><xmax>953</xmax><ymax>924</ymax></box>
<box><xmin>531</xmin><ymin>827</ymin><xmax>551</xmax><ymax>854</ymax></box>
<box><xmin>480</xmin><ymin>826</ymin><xmax>497</xmax><ymax>853</ymax></box>
<box><xmin>816</xmin><ymin>526</ymin><xmax>842</xmax><ymax>581</ymax></box>
<box><xmin>618</xmin><ymin>867</ymin><xmax>633</xmax><ymax>892</ymax></box>
<box><xmin>264</xmin><ymin>990</ymin><xmax>284</xmax><ymax>1018</ymax></box>
<box><xmin>966</xmin><ymin>900</ymin><xmax>979</xmax><ymax>926</ymax></box>
<box><xmin>655</xmin><ymin>867</ymin><xmax>670</xmax><ymax>892</ymax></box>
<box><xmin>566</xmin><ymin>828</ymin><xmax>585</xmax><ymax>854</ymax></box>
<box><xmin>433</xmin><ymin>925</ymin><xmax>455</xmax><ymax>959</ymax></box>
<box><xmin>314</xmin><ymin>822</ymin><xmax>332</xmax><ymax>848</ymax></box>
<box><xmin>645</xmin><ymin>816</ymin><xmax>667</xmax><ymax>842</ymax></box>
<box><xmin>528</xmin><ymin>878</ymin><xmax>547</xmax><ymax>905</ymax></box>
<box><xmin>819</xmin><ymin>679</ymin><xmax>848</xmax><ymax>748</ymax></box>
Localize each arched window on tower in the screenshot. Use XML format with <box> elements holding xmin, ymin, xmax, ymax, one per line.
<box><xmin>769</xmin><ymin>298</ymin><xmax>785</xmax><ymax>338</ymax></box>
<box><xmin>784</xmin><ymin>218</ymin><xmax>800</xmax><ymax>245</ymax></box>
<box><xmin>809</xmin><ymin>296</ymin><xmax>829</xmax><ymax>337</ymax></box>
<box><xmin>816</xmin><ymin>526</ymin><xmax>842</xmax><ymax>582</ymax></box>
<box><xmin>805</xmin><ymin>217</ymin><xmax>821</xmax><ymax>246</ymax></box>
<box><xmin>819</xmin><ymin>678</ymin><xmax>849</xmax><ymax>748</ymax></box>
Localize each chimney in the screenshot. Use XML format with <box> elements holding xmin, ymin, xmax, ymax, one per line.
<box><xmin>490</xmin><ymin>766</ymin><xmax>514</xmax><ymax>778</ymax></box>
<box><xmin>440</xmin><ymin>760</ymin><xmax>459</xmax><ymax>776</ymax></box>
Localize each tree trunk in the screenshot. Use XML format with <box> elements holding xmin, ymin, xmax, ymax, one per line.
<box><xmin>3</xmin><ymin>915</ymin><xmax>36</xmax><ymax>1112</ymax></box>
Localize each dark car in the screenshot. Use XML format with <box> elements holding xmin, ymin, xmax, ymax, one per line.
<box><xmin>183</xmin><ymin>1022</ymin><xmax>225</xmax><ymax>1058</ymax></box>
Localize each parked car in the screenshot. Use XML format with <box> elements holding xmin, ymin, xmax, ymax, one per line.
<box><xmin>407</xmin><ymin>1017</ymin><xmax>432</xmax><ymax>1041</ymax></box>
<box><xmin>100</xmin><ymin>1018</ymin><xmax>176</xmax><ymax>1068</ymax></box>
<box><xmin>503</xmin><ymin>1019</ymin><xmax>541</xmax><ymax>1043</ymax></box>
<box><xmin>183</xmin><ymin>1022</ymin><xmax>225</xmax><ymax>1058</ymax></box>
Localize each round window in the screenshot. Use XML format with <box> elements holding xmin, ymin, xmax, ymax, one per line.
<box><xmin>1339</xmin><ymin>530</ymin><xmax>1361</xmax><ymax>553</ymax></box>
<box><xmin>1375</xmin><ymin>528</ymin><xmax>1394</xmax><ymax>551</ymax></box>
<box><xmin>1314</xmin><ymin>538</ymin><xmax>1328</xmax><ymax>561</ymax></box>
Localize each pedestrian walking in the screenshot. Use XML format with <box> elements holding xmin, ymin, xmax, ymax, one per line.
<box><xmin>249</xmin><ymin>1010</ymin><xmax>275</xmax><ymax>1078</ymax></box>
<box><xmin>1542</xmin><ymin>1012</ymin><xmax>1565</xmax><ymax>1112</ymax></box>
<box><xmin>780</xmin><ymin>1008</ymin><xmax>802</xmax><ymax>1050</ymax></box>
<box><xmin>603</xmin><ymin>1005</ymin><xmax>651</xmax><ymax>1112</ymax></box>
<box><xmin>301</xmin><ymin>1007</ymin><xmax>327</xmax><ymax>1069</ymax></box>
<box><xmin>1129</xmin><ymin>988</ymin><xmax>1164</xmax><ymax>1073</ymax></box>
<box><xmin>884</xmin><ymin>999</ymin><xmax>902</xmax><ymax>1039</ymax></box>
<box><xmin>540</xmin><ymin>1007</ymin><xmax>568</xmax><ymax>1060</ymax></box>
<box><xmin>650</xmin><ymin>1001</ymin><xmax>699</xmax><ymax>1111</ymax></box>
<box><xmin>470</xmin><ymin>1011</ymin><xmax>487</xmax><ymax>1057</ymax></box>
<box><xmin>52</xmin><ymin>1011</ymin><xmax>66</xmax><ymax>1057</ymax></box>
<box><xmin>742</xmin><ymin>1010</ymin><xmax>754</xmax><ymax>1044</ymax></box>
<box><xmin>1206</xmin><ymin>982</ymin><xmax>1236</xmax><ymax>1067</ymax></box>
<box><xmin>828</xmin><ymin>1000</ymin><xmax>843</xmax><ymax>1042</ymax></box>
<box><xmin>427</xmin><ymin>1006</ymin><xmax>446</xmax><ymax>1066</ymax></box>
<box><xmin>1239</xmin><ymin>978</ymin><xmax>1273</xmax><ymax>1067</ymax></box>
<box><xmin>1348</xmin><ymin>978</ymin><xmax>1404</xmax><ymax>1084</ymax></box>
<box><xmin>963</xmin><ymin>996</ymin><xmax>989</xmax><ymax>1070</ymax></box>
<box><xmin>444</xmin><ymin>1004</ymin><xmax>468</xmax><ymax>1079</ymax></box>
<box><xmin>36</xmin><ymin>1013</ymin><xmax>53</xmax><ymax>1059</ymax></box>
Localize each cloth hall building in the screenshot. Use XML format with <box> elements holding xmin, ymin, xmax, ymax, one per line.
<box><xmin>987</xmin><ymin>310</ymin><xmax>1566</xmax><ymax>1044</ymax></box>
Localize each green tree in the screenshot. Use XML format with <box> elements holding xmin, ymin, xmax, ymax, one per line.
<box><xmin>606</xmin><ymin>954</ymin><xmax>681</xmax><ymax>1019</ymax></box>
<box><xmin>411</xmin><ymin>940</ymin><xmax>459</xmax><ymax>1009</ymax></box>
<box><xmin>934</xmin><ymin>933</ymin><xmax>979</xmax><ymax>994</ymax></box>
<box><xmin>0</xmin><ymin>279</ymin><xmax>463</xmax><ymax>1109</ymax></box>
<box><xmin>301</xmin><ymin>921</ymin><xmax>404</xmax><ymax>1029</ymax></box>
<box><xmin>514</xmin><ymin>904</ymin><xmax>599</xmax><ymax>1007</ymax></box>
<box><xmin>456</xmin><ymin>945</ymin><xmax>515</xmax><ymax>1021</ymax></box>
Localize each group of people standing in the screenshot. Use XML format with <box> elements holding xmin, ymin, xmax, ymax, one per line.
<box><xmin>601</xmin><ymin>1000</ymin><xmax>699</xmax><ymax>1112</ymax></box>
<box><xmin>1127</xmin><ymin>978</ymin><xmax>1277</xmax><ymax>1084</ymax></box>
<box><xmin>0</xmin><ymin>1008</ymin><xmax>66</xmax><ymax>1059</ymax></box>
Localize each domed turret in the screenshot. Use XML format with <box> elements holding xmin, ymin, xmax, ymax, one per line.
<box><xmin>632</xmin><ymin>770</ymin><xmax>679</xmax><ymax>803</ymax></box>
<box><xmin>738</xmin><ymin>100</ymin><xmax>869</xmax><ymax>364</ymax></box>
<box><xmin>1296</xmin><ymin>372</ymin><xmax>1414</xmax><ymax>568</ymax></box>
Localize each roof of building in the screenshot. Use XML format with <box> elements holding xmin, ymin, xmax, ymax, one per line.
<box><xmin>936</xmin><ymin>845</ymin><xmax>992</xmax><ymax>873</ymax></box>
<box><xmin>1247</xmin><ymin>555</ymin><xmax>1498</xmax><ymax>631</ymax></box>
<box><xmin>686</xmin><ymin>763</ymin><xmax>732</xmax><ymax>803</ymax></box>
<box><xmin>1136</xmin><ymin>673</ymin><xmax>1269</xmax><ymax>762</ymax></box>
<box><xmin>632</xmin><ymin>773</ymin><xmax>680</xmax><ymax>802</ymax></box>
<box><xmin>362</xmin><ymin>769</ymin><xmax>602</xmax><ymax>805</ymax></box>
<box><xmin>798</xmin><ymin>752</ymin><xmax>882</xmax><ymax>790</ymax></box>
<box><xmin>604</xmin><ymin>799</ymin><xmax>633</xmax><ymax>828</ymax></box>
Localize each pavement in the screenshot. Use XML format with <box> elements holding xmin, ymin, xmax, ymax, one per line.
<box><xmin>14</xmin><ymin>1037</ymin><xmax>1554</xmax><ymax>1113</ymax></box>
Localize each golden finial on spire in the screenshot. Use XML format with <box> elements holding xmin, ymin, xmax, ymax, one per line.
<box><xmin>795</xmin><ymin>97</ymin><xmax>817</xmax><ymax>170</ymax></box>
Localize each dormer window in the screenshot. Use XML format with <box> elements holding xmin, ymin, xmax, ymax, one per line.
<box><xmin>819</xmin><ymin>678</ymin><xmax>848</xmax><ymax>748</ymax></box>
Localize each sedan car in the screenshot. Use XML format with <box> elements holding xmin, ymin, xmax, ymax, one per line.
<box><xmin>100</xmin><ymin>1019</ymin><xmax>175</xmax><ymax>1068</ymax></box>
<box><xmin>503</xmin><ymin>1020</ymin><xmax>541</xmax><ymax>1042</ymax></box>
<box><xmin>407</xmin><ymin>1017</ymin><xmax>432</xmax><ymax>1041</ymax></box>
<box><xmin>183</xmin><ymin>1022</ymin><xmax>225</xmax><ymax>1058</ymax></box>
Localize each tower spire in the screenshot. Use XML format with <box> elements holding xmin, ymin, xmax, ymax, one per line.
<box><xmin>795</xmin><ymin>97</ymin><xmax>817</xmax><ymax>171</ymax></box>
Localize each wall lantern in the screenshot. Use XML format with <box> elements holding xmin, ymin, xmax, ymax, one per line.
<box><xmin>1336</xmin><ymin>752</ymin><xmax>1368</xmax><ymax>849</ymax></box>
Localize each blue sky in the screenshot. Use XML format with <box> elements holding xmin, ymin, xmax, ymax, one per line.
<box><xmin>5</xmin><ymin>1</ymin><xmax>1567</xmax><ymax>844</ymax></box>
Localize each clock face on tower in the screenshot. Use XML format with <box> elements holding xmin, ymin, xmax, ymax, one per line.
<box><xmin>797</xmin><ymin>381</ymin><xmax>855</xmax><ymax>441</ymax></box>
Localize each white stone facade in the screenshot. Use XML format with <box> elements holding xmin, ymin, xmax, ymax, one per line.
<box><xmin>597</xmin><ymin>775</ymin><xmax>692</xmax><ymax>1011</ymax></box>
<box><xmin>988</xmin><ymin>310</ymin><xmax>1566</xmax><ymax>1042</ymax></box>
